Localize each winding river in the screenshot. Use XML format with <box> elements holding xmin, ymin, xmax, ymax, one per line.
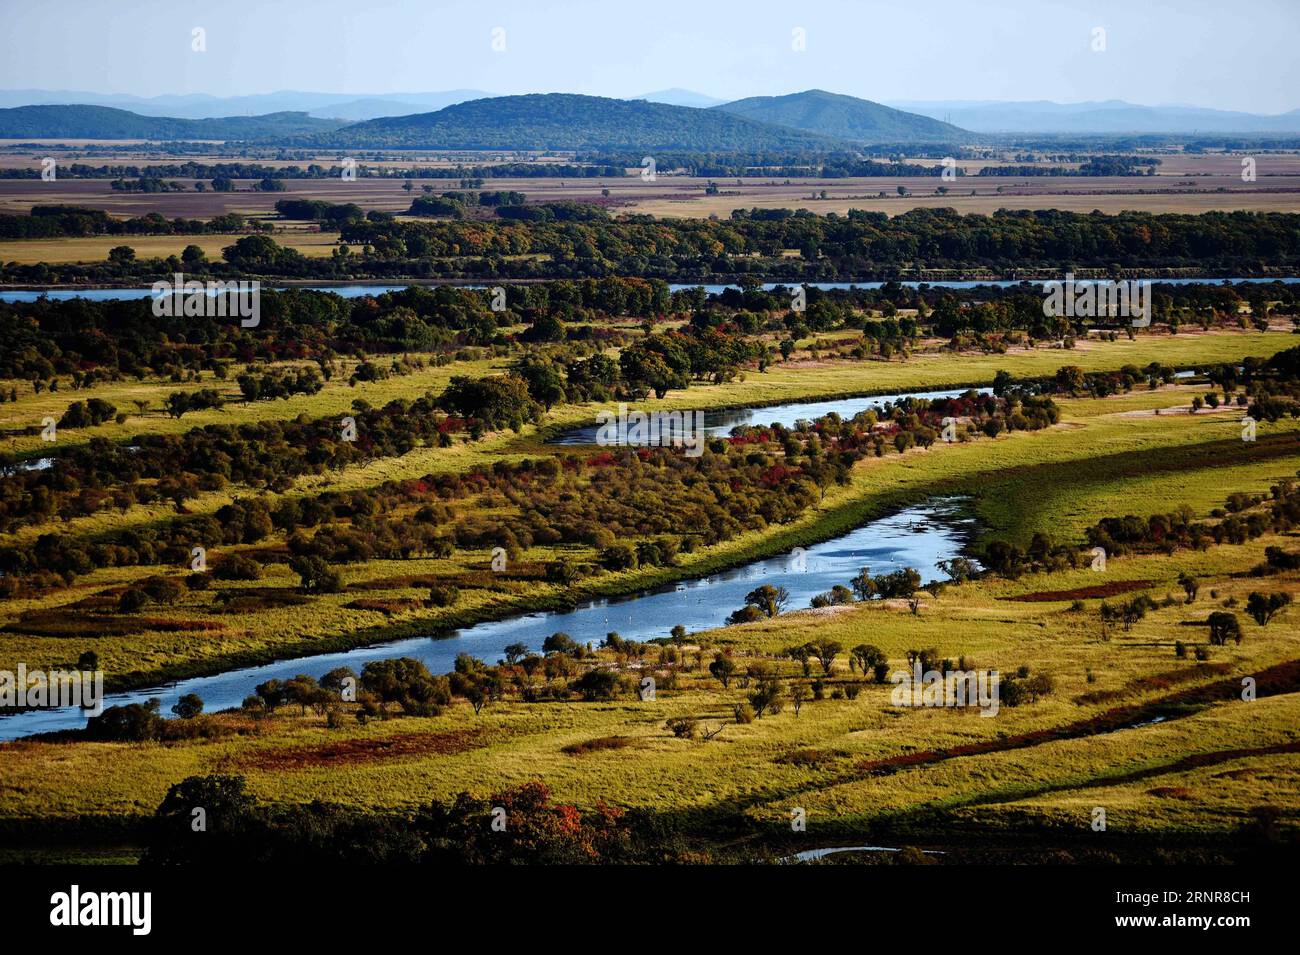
<box><xmin>0</xmin><ymin>278</ymin><xmax>1224</xmax><ymax>738</ymax></box>
<box><xmin>1</xmin><ymin>359</ymin><xmax>1216</xmax><ymax>739</ymax></box>
<box><xmin>551</xmin><ymin>386</ymin><xmax>990</xmax><ymax>445</ymax></box>
<box><xmin>0</xmin><ymin>498</ymin><xmax>976</xmax><ymax>741</ymax></box>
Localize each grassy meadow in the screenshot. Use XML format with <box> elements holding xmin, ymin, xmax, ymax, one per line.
<box><xmin>1</xmin><ymin>524</ymin><xmax>1296</xmax><ymax>858</ymax></box>
<box><xmin>0</xmin><ymin>331</ymin><xmax>1296</xmax><ymax>690</ymax></box>
<box><xmin>0</xmin><ymin>318</ymin><xmax>1297</xmax><ymax>862</ymax></box>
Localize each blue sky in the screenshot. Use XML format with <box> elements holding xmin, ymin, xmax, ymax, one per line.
<box><xmin>2</xmin><ymin>0</ymin><xmax>1296</xmax><ymax>112</ymax></box>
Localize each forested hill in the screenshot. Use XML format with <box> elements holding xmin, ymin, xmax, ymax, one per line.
<box><xmin>716</xmin><ymin>90</ymin><xmax>971</xmax><ymax>144</ymax></box>
<box><xmin>309</xmin><ymin>93</ymin><xmax>844</xmax><ymax>151</ymax></box>
<box><xmin>0</xmin><ymin>105</ymin><xmax>341</xmax><ymax>140</ymax></box>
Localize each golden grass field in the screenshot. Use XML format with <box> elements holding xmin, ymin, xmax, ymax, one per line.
<box><xmin>0</xmin><ymin>304</ymin><xmax>1297</xmax><ymax>860</ymax></box>
<box><xmin>0</xmin><ymin>230</ymin><xmax>341</xmax><ymax>265</ymax></box>
<box><xmin>0</xmin><ymin>521</ymin><xmax>1295</xmax><ymax>854</ymax></box>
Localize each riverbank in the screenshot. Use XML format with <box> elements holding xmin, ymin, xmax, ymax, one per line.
<box><xmin>2</xmin><ymin>521</ymin><xmax>1295</xmax><ymax>854</ymax></box>
<box><xmin>0</xmin><ymin>484</ymin><xmax>976</xmax><ymax>734</ymax></box>
<box><xmin>3</xmin><ymin>365</ymin><xmax>1297</xmax><ymax>711</ymax></box>
<box><xmin>0</xmin><ymin>330</ymin><xmax>1293</xmax><ymax>730</ymax></box>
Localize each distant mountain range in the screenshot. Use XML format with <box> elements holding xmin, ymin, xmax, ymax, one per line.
<box><xmin>885</xmin><ymin>99</ymin><xmax>1300</xmax><ymax>134</ymax></box>
<box><xmin>0</xmin><ymin>89</ymin><xmax>491</xmax><ymax>121</ymax></box>
<box><xmin>307</xmin><ymin>93</ymin><xmax>844</xmax><ymax>151</ymax></box>
<box><xmin>3</xmin><ymin>90</ymin><xmax>1298</xmax><ymax>149</ymax></box>
<box><xmin>314</xmin><ymin>91</ymin><xmax>960</xmax><ymax>150</ymax></box>
<box><xmin>717</xmin><ymin>90</ymin><xmax>969</xmax><ymax>143</ymax></box>
<box><xmin>0</xmin><ymin>87</ymin><xmax>726</xmax><ymax>118</ymax></box>
<box><xmin>0</xmin><ymin>104</ymin><xmax>339</xmax><ymax>139</ymax></box>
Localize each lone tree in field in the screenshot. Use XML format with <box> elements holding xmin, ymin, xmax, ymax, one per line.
<box><xmin>812</xmin><ymin>639</ymin><xmax>841</xmax><ymax>675</ymax></box>
<box><xmin>670</xmin><ymin>624</ymin><xmax>688</xmax><ymax>651</ymax></box>
<box><xmin>708</xmin><ymin>652</ymin><xmax>736</xmax><ymax>688</ymax></box>
<box><xmin>1120</xmin><ymin>594</ymin><xmax>1156</xmax><ymax>631</ymax></box>
<box><xmin>785</xmin><ymin>643</ymin><xmax>815</xmax><ymax>677</ymax></box>
<box><xmin>1246</xmin><ymin>592</ymin><xmax>1292</xmax><ymax>627</ymax></box>
<box><xmin>850</xmin><ymin>643</ymin><xmax>886</xmax><ymax>675</ymax></box>
<box><xmin>790</xmin><ymin>682</ymin><xmax>809</xmax><ymax>716</ymax></box>
<box><xmin>1208</xmin><ymin>611</ymin><xmax>1243</xmax><ymax>646</ymax></box>
<box><xmin>748</xmin><ymin>673</ymin><xmax>784</xmax><ymax>718</ymax></box>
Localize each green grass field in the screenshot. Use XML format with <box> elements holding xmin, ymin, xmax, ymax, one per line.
<box><xmin>1</xmin><ymin>324</ymin><xmax>1297</xmax><ymax>861</ymax></box>
<box><xmin>1</xmin><ymin>330</ymin><xmax>1297</xmax><ymax>687</ymax></box>
<box><xmin>1</xmin><ymin>528</ymin><xmax>1295</xmax><ymax>856</ymax></box>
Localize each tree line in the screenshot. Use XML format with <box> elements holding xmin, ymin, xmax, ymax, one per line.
<box><xmin>11</xmin><ymin>207</ymin><xmax>1300</xmax><ymax>284</ymax></box>
<box><xmin>0</xmin><ymin>204</ymin><xmax>268</xmax><ymax>240</ymax></box>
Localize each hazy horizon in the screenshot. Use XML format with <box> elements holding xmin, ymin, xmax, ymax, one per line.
<box><xmin>1</xmin><ymin>0</ymin><xmax>1296</xmax><ymax>114</ymax></box>
<box><xmin>2</xmin><ymin>88</ymin><xmax>1299</xmax><ymax>117</ymax></box>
